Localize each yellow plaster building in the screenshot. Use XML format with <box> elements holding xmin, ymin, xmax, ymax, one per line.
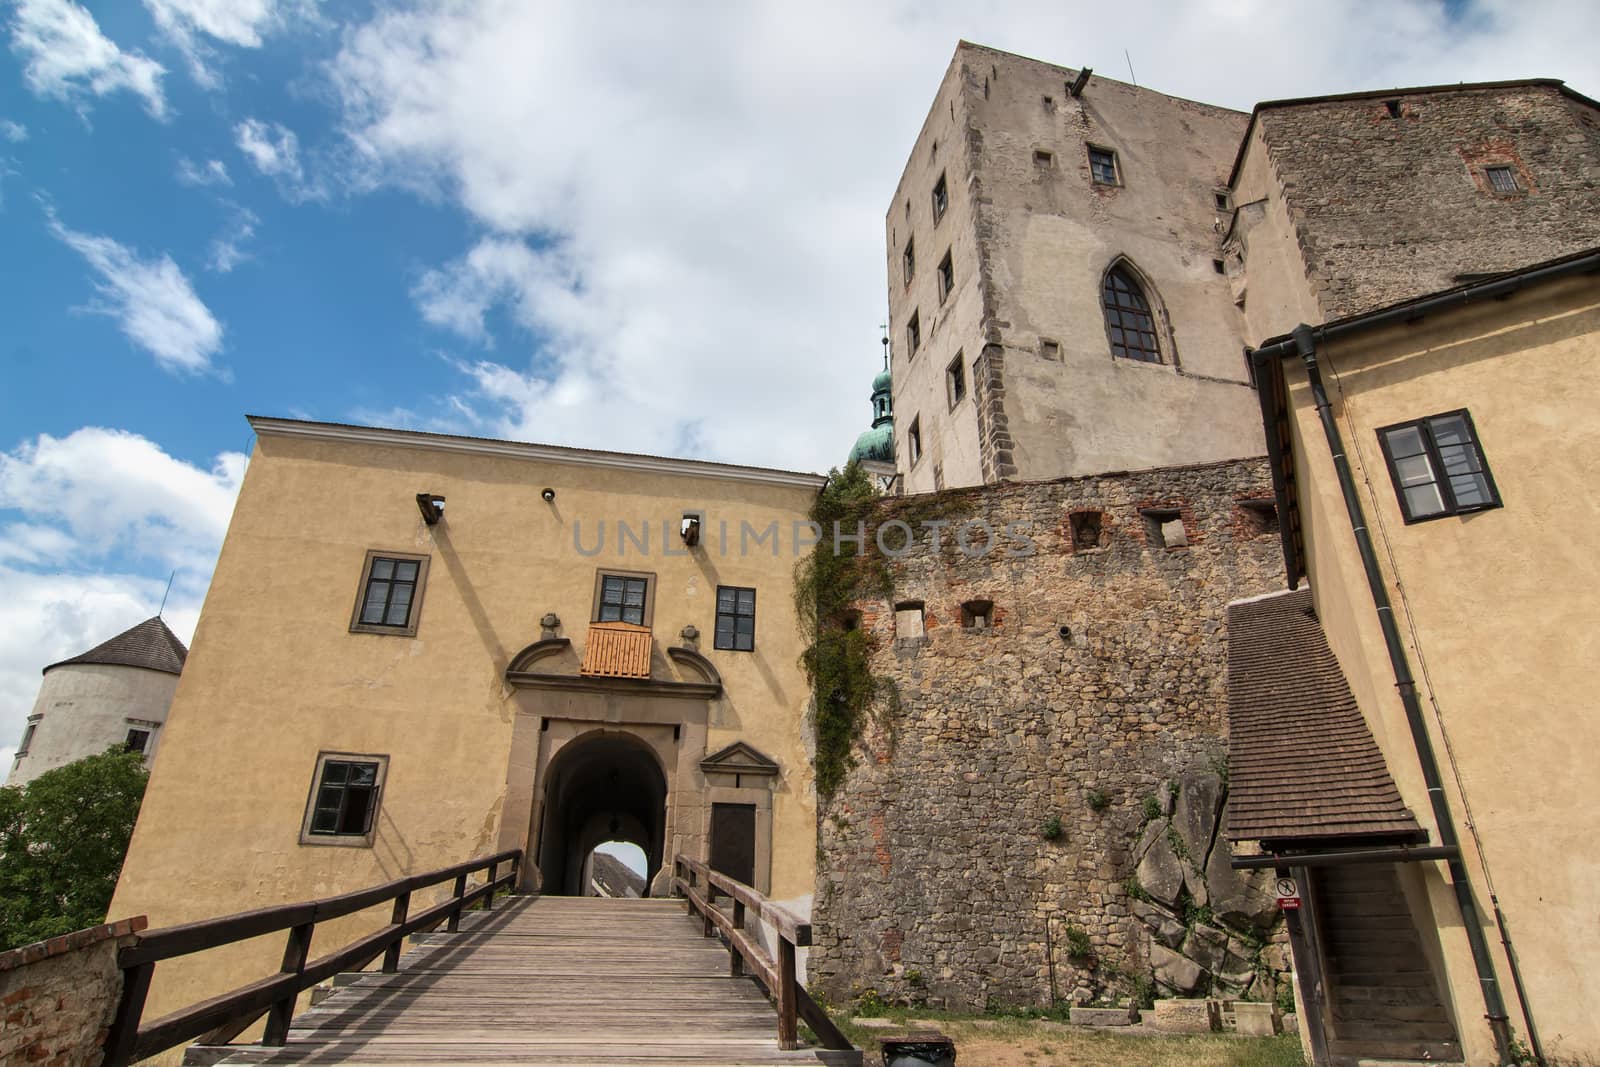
<box><xmin>107</xmin><ymin>417</ymin><xmax>826</xmax><ymax>1034</ymax></box>
<box><xmin>1233</xmin><ymin>251</ymin><xmax>1600</xmax><ymax>1064</ymax></box>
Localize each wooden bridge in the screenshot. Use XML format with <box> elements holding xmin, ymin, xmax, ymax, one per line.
<box><xmin>104</xmin><ymin>853</ymin><xmax>859</xmax><ymax>1067</ymax></box>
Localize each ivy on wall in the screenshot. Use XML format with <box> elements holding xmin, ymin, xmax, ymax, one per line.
<box><xmin>794</xmin><ymin>462</ymin><xmax>893</xmax><ymax>800</ymax></box>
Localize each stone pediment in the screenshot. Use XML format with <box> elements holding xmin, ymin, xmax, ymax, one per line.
<box><xmin>700</xmin><ymin>741</ymin><xmax>779</xmax><ymax>777</ymax></box>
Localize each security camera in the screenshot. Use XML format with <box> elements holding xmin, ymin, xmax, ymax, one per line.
<box><xmin>541</xmin><ymin>488</ymin><xmax>555</xmax><ymax>503</ymax></box>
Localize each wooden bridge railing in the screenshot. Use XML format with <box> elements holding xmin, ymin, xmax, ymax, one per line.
<box><xmin>102</xmin><ymin>848</ymin><xmax>521</xmax><ymax>1067</ymax></box>
<box><xmin>673</xmin><ymin>854</ymin><xmax>854</xmax><ymax>1054</ymax></box>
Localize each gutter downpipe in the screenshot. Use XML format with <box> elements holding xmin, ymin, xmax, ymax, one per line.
<box><xmin>1290</xmin><ymin>323</ymin><xmax>1516</xmax><ymax>1065</ymax></box>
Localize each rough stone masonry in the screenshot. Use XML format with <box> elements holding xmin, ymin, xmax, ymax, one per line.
<box><xmin>810</xmin><ymin>457</ymin><xmax>1289</xmax><ymax>1010</ymax></box>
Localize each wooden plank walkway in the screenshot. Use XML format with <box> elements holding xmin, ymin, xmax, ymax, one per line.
<box><xmin>205</xmin><ymin>895</ymin><xmax>850</xmax><ymax>1065</ymax></box>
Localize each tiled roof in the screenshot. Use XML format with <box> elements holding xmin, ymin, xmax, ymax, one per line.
<box><xmin>1225</xmin><ymin>589</ymin><xmax>1426</xmax><ymax>846</ymax></box>
<box><xmin>579</xmin><ymin>622</ymin><xmax>653</xmax><ymax>680</ymax></box>
<box><xmin>45</xmin><ymin>617</ymin><xmax>188</xmax><ymax>677</ymax></box>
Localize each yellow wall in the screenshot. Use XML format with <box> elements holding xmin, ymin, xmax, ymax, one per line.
<box><xmin>107</xmin><ymin>421</ymin><xmax>824</xmax><ymax>1047</ymax></box>
<box><xmin>1282</xmin><ymin>274</ymin><xmax>1600</xmax><ymax>1061</ymax></box>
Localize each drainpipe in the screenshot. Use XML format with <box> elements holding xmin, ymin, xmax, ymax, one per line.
<box><xmin>1290</xmin><ymin>324</ymin><xmax>1515</xmax><ymax>1065</ymax></box>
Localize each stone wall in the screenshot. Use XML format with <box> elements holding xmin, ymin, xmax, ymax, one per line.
<box><xmin>1258</xmin><ymin>82</ymin><xmax>1600</xmax><ymax>322</ymax></box>
<box><xmin>811</xmin><ymin>458</ymin><xmax>1287</xmax><ymax>1010</ymax></box>
<box><xmin>0</xmin><ymin>917</ymin><xmax>146</xmax><ymax>1067</ymax></box>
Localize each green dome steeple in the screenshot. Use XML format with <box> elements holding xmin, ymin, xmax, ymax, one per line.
<box><xmin>847</xmin><ymin>352</ymin><xmax>895</xmax><ymax>466</ymax></box>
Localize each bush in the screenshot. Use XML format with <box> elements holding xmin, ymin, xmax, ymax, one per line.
<box><xmin>1041</xmin><ymin>815</ymin><xmax>1064</xmax><ymax>840</ymax></box>
<box><xmin>1086</xmin><ymin>789</ymin><xmax>1111</xmax><ymax>811</ymax></box>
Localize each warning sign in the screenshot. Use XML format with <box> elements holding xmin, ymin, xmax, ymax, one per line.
<box><xmin>1275</xmin><ymin>876</ymin><xmax>1301</xmax><ymax>911</ymax></box>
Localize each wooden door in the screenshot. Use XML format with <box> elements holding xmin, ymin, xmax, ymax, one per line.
<box><xmin>709</xmin><ymin>803</ymin><xmax>756</xmax><ymax>888</ymax></box>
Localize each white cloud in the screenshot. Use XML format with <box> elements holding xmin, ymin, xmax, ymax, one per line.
<box><xmin>176</xmin><ymin>156</ymin><xmax>231</xmax><ymax>187</ymax></box>
<box><xmin>325</xmin><ymin>0</ymin><xmax>1600</xmax><ymax>474</ymax></box>
<box><xmin>8</xmin><ymin>0</ymin><xmax>168</xmax><ymax>119</ymax></box>
<box><xmin>0</xmin><ymin>119</ymin><xmax>26</xmax><ymax>142</ymax></box>
<box><xmin>234</xmin><ymin>117</ymin><xmax>322</xmax><ymax>200</ymax></box>
<box><xmin>207</xmin><ymin>204</ymin><xmax>258</xmax><ymax>272</ymax></box>
<box><xmin>48</xmin><ymin>215</ymin><xmax>224</xmax><ymax>374</ymax></box>
<box><xmin>143</xmin><ymin>0</ymin><xmax>320</xmax><ymax>89</ymax></box>
<box><xmin>0</xmin><ymin>429</ymin><xmax>245</xmax><ymax>762</ymax></box>
<box><xmin>0</xmin><ymin>428</ymin><xmax>246</xmax><ymax>572</ymax></box>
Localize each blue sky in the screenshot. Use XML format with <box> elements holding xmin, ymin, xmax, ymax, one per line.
<box><xmin>2</xmin><ymin>0</ymin><xmax>1597</xmax><ymax>762</ymax></box>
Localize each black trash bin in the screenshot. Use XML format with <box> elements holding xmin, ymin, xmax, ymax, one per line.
<box><xmin>880</xmin><ymin>1032</ymin><xmax>956</xmax><ymax>1067</ymax></box>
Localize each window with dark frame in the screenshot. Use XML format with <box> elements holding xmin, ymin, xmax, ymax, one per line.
<box><xmin>125</xmin><ymin>728</ymin><xmax>151</xmax><ymax>754</ymax></box>
<box><xmin>305</xmin><ymin>756</ymin><xmax>385</xmax><ymax>841</ymax></box>
<box><xmin>908</xmin><ymin>416</ymin><xmax>923</xmax><ymax>465</ymax></box>
<box><xmin>903</xmin><ymin>238</ymin><xmax>915</xmax><ymax>286</ymax></box>
<box><xmin>907</xmin><ymin>311</ymin><xmax>921</xmax><ymax>356</ymax></box>
<box><xmin>17</xmin><ymin>720</ymin><xmax>38</xmax><ymax>756</ymax></box>
<box><xmin>351</xmin><ymin>552</ymin><xmax>429</xmax><ymax>637</ymax></box>
<box><xmin>1377</xmin><ymin>410</ymin><xmax>1501</xmax><ymax>523</ymax></box>
<box><xmin>937</xmin><ymin>250</ymin><xmax>954</xmax><ymax>303</ymax></box>
<box><xmin>946</xmin><ymin>352</ymin><xmax>966</xmax><ymax>408</ymax></box>
<box><xmin>714</xmin><ymin>586</ymin><xmax>756</xmax><ymax>652</ymax></box>
<box><xmin>1088</xmin><ymin>146</ymin><xmax>1119</xmax><ymax>185</ymax></box>
<box><xmin>932</xmin><ymin>173</ymin><xmax>948</xmax><ymax>223</ymax></box>
<box><xmin>1102</xmin><ymin>267</ymin><xmax>1162</xmax><ymax>362</ymax></box>
<box><xmin>596</xmin><ymin>573</ymin><xmax>650</xmax><ymax>626</ymax></box>
<box><xmin>1485</xmin><ymin>166</ymin><xmax>1519</xmax><ymax>194</ymax></box>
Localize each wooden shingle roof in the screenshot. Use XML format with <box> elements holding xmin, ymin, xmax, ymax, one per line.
<box><xmin>45</xmin><ymin>617</ymin><xmax>188</xmax><ymax>677</ymax></box>
<box><xmin>1225</xmin><ymin>589</ymin><xmax>1426</xmax><ymax>847</ymax></box>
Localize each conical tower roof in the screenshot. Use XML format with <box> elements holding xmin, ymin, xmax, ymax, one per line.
<box><xmin>44</xmin><ymin>616</ymin><xmax>188</xmax><ymax>676</ymax></box>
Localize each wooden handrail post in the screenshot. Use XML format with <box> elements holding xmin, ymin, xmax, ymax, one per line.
<box><xmin>484</xmin><ymin>860</ymin><xmax>498</xmax><ymax>910</ymax></box>
<box><xmin>263</xmin><ymin>921</ymin><xmax>314</xmax><ymax>1046</ymax></box>
<box><xmin>509</xmin><ymin>851</ymin><xmax>520</xmax><ymax>891</ymax></box>
<box><xmin>777</xmin><ymin>937</ymin><xmax>798</xmax><ymax>1050</ymax></box>
<box><xmin>447</xmin><ymin>872</ymin><xmax>468</xmax><ymax>933</ymax></box>
<box><xmin>103</xmin><ymin>961</ymin><xmax>154</xmax><ymax>1067</ymax></box>
<box><xmin>383</xmin><ymin>892</ymin><xmax>411</xmax><ymax>973</ymax></box>
<box><xmin>730</xmin><ymin>899</ymin><xmax>745</xmax><ymax>977</ymax></box>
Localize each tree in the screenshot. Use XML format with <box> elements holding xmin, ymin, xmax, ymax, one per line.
<box><xmin>0</xmin><ymin>747</ymin><xmax>149</xmax><ymax>951</ymax></box>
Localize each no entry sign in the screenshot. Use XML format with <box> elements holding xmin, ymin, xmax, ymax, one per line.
<box><xmin>1275</xmin><ymin>876</ymin><xmax>1301</xmax><ymax>911</ymax></box>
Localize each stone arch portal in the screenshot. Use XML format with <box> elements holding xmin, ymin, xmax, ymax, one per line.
<box><xmin>535</xmin><ymin>730</ymin><xmax>669</xmax><ymax>897</ymax></box>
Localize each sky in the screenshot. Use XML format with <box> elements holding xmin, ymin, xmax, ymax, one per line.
<box><xmin>1</xmin><ymin>0</ymin><xmax>1597</xmax><ymax>766</ymax></box>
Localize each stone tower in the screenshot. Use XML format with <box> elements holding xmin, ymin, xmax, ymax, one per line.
<box><xmin>885</xmin><ymin>42</ymin><xmax>1266</xmax><ymax>493</ymax></box>
<box><xmin>7</xmin><ymin>616</ymin><xmax>187</xmax><ymax>786</ymax></box>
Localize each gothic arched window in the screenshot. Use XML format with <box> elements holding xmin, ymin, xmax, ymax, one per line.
<box><xmin>1102</xmin><ymin>266</ymin><xmax>1162</xmax><ymax>363</ymax></box>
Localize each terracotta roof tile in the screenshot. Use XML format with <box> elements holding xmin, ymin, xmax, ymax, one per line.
<box><xmin>45</xmin><ymin>617</ymin><xmax>187</xmax><ymax>677</ymax></box>
<box><xmin>1225</xmin><ymin>589</ymin><xmax>1426</xmax><ymax>846</ymax></box>
<box><xmin>579</xmin><ymin>622</ymin><xmax>653</xmax><ymax>679</ymax></box>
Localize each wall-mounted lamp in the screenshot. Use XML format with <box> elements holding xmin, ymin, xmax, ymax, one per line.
<box><xmin>680</xmin><ymin>512</ymin><xmax>702</xmax><ymax>546</ymax></box>
<box><xmin>541</xmin><ymin>487</ymin><xmax>556</xmax><ymax>503</ymax></box>
<box><xmin>416</xmin><ymin>493</ymin><xmax>445</xmax><ymax>525</ymax></box>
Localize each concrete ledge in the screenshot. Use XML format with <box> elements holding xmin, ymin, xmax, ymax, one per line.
<box><xmin>0</xmin><ymin>915</ymin><xmax>147</xmax><ymax>972</ymax></box>
<box><xmin>1070</xmin><ymin>1005</ymin><xmax>1139</xmax><ymax>1027</ymax></box>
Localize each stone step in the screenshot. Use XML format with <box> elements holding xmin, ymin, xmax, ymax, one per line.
<box><xmin>1328</xmin><ymin>1037</ymin><xmax>1463</xmax><ymax>1063</ymax></box>
<box><xmin>1332</xmin><ymin>986</ymin><xmax>1443</xmax><ymax>1006</ymax></box>
<box><xmin>1332</xmin><ymin>1001</ymin><xmax>1452</xmax><ymax>1024</ymax></box>
<box><xmin>1333</xmin><ymin>1017</ymin><xmax>1460</xmax><ymax>1042</ymax></box>
<box><xmin>1329</xmin><ymin>970</ymin><xmax>1437</xmax><ymax>988</ymax></box>
<box><xmin>1325</xmin><ymin>952</ymin><xmax>1430</xmax><ymax>973</ymax></box>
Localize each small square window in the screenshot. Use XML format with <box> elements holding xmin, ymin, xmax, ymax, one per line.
<box><xmin>903</xmin><ymin>238</ymin><xmax>915</xmax><ymax>286</ymax></box>
<box><xmin>937</xmin><ymin>250</ymin><xmax>954</xmax><ymax>303</ymax></box>
<box><xmin>894</xmin><ymin>601</ymin><xmax>926</xmax><ymax>640</ymax></box>
<box><xmin>1034</xmin><ymin>149</ymin><xmax>1054</xmax><ymax>166</ymax></box>
<box><xmin>1069</xmin><ymin>510</ymin><xmax>1103</xmax><ymax>551</ymax></box>
<box><xmin>908</xmin><ymin>416</ymin><xmax>923</xmax><ymax>466</ymax></box>
<box><xmin>594</xmin><ymin>570</ymin><xmax>655</xmax><ymax>627</ymax></box>
<box><xmin>1089</xmin><ymin>146</ymin><xmax>1119</xmax><ymax>186</ymax></box>
<box><xmin>1485</xmin><ymin>166</ymin><xmax>1519</xmax><ymax>194</ymax></box>
<box><xmin>1384</xmin><ymin>99</ymin><xmax>1402</xmax><ymax>119</ymax></box>
<box><xmin>1377</xmin><ymin>410</ymin><xmax>1501</xmax><ymax>523</ymax></box>
<box><xmin>714</xmin><ymin>586</ymin><xmax>756</xmax><ymax>652</ymax></box>
<box><xmin>1039</xmin><ymin>338</ymin><xmax>1061</xmax><ymax>361</ymax></box>
<box><xmin>946</xmin><ymin>353</ymin><xmax>966</xmax><ymax>408</ymax></box>
<box><xmin>1214</xmin><ymin>193</ymin><xmax>1229</xmax><ymax>211</ymax></box>
<box><xmin>125</xmin><ymin>728</ymin><xmax>151</xmax><ymax>754</ymax></box>
<box><xmin>350</xmin><ymin>551</ymin><xmax>431</xmax><ymax>637</ymax></box>
<box><xmin>1141</xmin><ymin>508</ymin><xmax>1187</xmax><ymax>549</ymax></box>
<box><xmin>960</xmin><ymin>600</ymin><xmax>994</xmax><ymax>630</ymax></box>
<box><xmin>301</xmin><ymin>753</ymin><xmax>388</xmax><ymax>847</ymax></box>
<box><xmin>907</xmin><ymin>311</ymin><xmax>921</xmax><ymax>356</ymax></box>
<box><xmin>932</xmin><ymin>172</ymin><xmax>948</xmax><ymax>224</ymax></box>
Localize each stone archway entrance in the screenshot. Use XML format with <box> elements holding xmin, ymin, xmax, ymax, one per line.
<box><xmin>534</xmin><ymin>729</ymin><xmax>669</xmax><ymax>897</ymax></box>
